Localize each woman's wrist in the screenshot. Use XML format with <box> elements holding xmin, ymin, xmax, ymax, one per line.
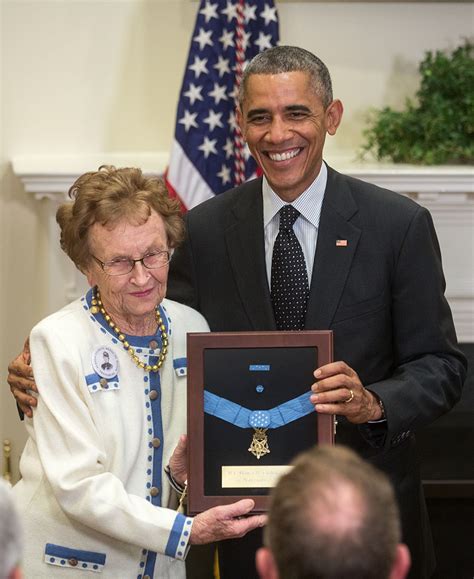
<box><xmin>164</xmin><ymin>464</ymin><xmax>186</xmax><ymax>493</ymax></box>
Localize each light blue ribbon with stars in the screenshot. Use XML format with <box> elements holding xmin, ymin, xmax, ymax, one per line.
<box><xmin>204</xmin><ymin>390</ymin><xmax>314</xmax><ymax>429</ymax></box>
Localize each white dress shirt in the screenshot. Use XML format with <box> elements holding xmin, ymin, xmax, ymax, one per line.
<box><xmin>263</xmin><ymin>162</ymin><xmax>327</xmax><ymax>289</ymax></box>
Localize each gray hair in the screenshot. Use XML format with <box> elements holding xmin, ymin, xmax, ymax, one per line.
<box><xmin>0</xmin><ymin>480</ymin><xmax>23</xmax><ymax>579</ymax></box>
<box><xmin>238</xmin><ymin>45</ymin><xmax>333</xmax><ymax>108</ymax></box>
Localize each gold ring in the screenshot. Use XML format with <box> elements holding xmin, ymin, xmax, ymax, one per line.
<box><xmin>344</xmin><ymin>389</ymin><xmax>354</xmax><ymax>404</ymax></box>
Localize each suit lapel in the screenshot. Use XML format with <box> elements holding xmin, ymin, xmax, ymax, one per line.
<box><xmin>305</xmin><ymin>167</ymin><xmax>361</xmax><ymax>329</ymax></box>
<box><xmin>224</xmin><ymin>180</ymin><xmax>276</xmax><ymax>330</ymax></box>
<box><xmin>221</xmin><ymin>169</ymin><xmax>361</xmax><ymax>331</ymax></box>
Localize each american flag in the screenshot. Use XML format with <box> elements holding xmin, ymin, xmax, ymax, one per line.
<box><xmin>165</xmin><ymin>1</ymin><xmax>279</xmax><ymax>209</ymax></box>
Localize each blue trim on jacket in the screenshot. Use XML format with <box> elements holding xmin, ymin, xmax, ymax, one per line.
<box><xmin>45</xmin><ymin>543</ymin><xmax>106</xmax><ymax>565</ymax></box>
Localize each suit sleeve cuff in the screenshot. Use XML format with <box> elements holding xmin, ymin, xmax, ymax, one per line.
<box><xmin>358</xmin><ymin>420</ymin><xmax>387</xmax><ymax>448</ymax></box>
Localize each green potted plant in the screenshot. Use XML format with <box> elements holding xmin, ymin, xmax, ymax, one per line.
<box><xmin>360</xmin><ymin>39</ymin><xmax>473</xmax><ymax>165</ymax></box>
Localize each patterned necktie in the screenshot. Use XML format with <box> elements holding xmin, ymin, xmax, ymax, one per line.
<box><xmin>271</xmin><ymin>205</ymin><xmax>310</xmax><ymax>330</ymax></box>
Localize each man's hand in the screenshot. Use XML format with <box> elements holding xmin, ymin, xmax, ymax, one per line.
<box><xmin>7</xmin><ymin>338</ymin><xmax>37</xmax><ymax>418</ymax></box>
<box><xmin>190</xmin><ymin>499</ymin><xmax>266</xmax><ymax>545</ymax></box>
<box><xmin>310</xmin><ymin>361</ymin><xmax>382</xmax><ymax>424</ymax></box>
<box><xmin>169</xmin><ymin>434</ymin><xmax>187</xmax><ymax>487</ymax></box>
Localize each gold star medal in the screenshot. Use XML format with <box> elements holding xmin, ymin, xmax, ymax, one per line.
<box><xmin>248</xmin><ymin>411</ymin><xmax>271</xmax><ymax>460</ymax></box>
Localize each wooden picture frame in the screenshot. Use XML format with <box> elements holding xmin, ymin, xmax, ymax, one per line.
<box><xmin>186</xmin><ymin>331</ymin><xmax>334</xmax><ymax>514</ymax></box>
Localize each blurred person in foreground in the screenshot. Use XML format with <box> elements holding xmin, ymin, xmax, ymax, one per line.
<box><xmin>11</xmin><ymin>166</ymin><xmax>265</xmax><ymax>578</ymax></box>
<box><xmin>256</xmin><ymin>445</ymin><xmax>411</xmax><ymax>579</ymax></box>
<box><xmin>0</xmin><ymin>479</ymin><xmax>23</xmax><ymax>579</ymax></box>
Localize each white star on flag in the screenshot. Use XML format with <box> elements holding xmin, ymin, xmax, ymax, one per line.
<box><xmin>193</xmin><ymin>27</ymin><xmax>213</xmax><ymax>50</ymax></box>
<box><xmin>219</xmin><ymin>29</ymin><xmax>234</xmax><ymax>50</ymax></box>
<box><xmin>244</xmin><ymin>5</ymin><xmax>258</xmax><ymax>24</ymax></box>
<box><xmin>255</xmin><ymin>31</ymin><xmax>273</xmax><ymax>51</ymax></box>
<box><xmin>223</xmin><ymin>138</ymin><xmax>234</xmax><ymax>160</ymax></box>
<box><xmin>208</xmin><ymin>82</ymin><xmax>228</xmax><ymax>105</ymax></box>
<box><xmin>189</xmin><ymin>56</ymin><xmax>209</xmax><ymax>78</ymax></box>
<box><xmin>184</xmin><ymin>83</ymin><xmax>203</xmax><ymax>105</ymax></box>
<box><xmin>228</xmin><ymin>110</ymin><xmax>238</xmax><ymax>131</ymax></box>
<box><xmin>198</xmin><ymin>136</ymin><xmax>218</xmax><ymax>158</ymax></box>
<box><xmin>222</xmin><ymin>1</ymin><xmax>238</xmax><ymax>23</ymax></box>
<box><xmin>178</xmin><ymin>110</ymin><xmax>199</xmax><ymax>132</ymax></box>
<box><xmin>199</xmin><ymin>1</ymin><xmax>219</xmax><ymax>23</ymax></box>
<box><xmin>203</xmin><ymin>109</ymin><xmax>224</xmax><ymax>131</ymax></box>
<box><xmin>260</xmin><ymin>4</ymin><xmax>278</xmax><ymax>26</ymax></box>
<box><xmin>214</xmin><ymin>55</ymin><xmax>231</xmax><ymax>78</ymax></box>
<box><xmin>239</xmin><ymin>30</ymin><xmax>252</xmax><ymax>52</ymax></box>
<box><xmin>229</xmin><ymin>84</ymin><xmax>239</xmax><ymax>101</ymax></box>
<box><xmin>217</xmin><ymin>164</ymin><xmax>232</xmax><ymax>185</ymax></box>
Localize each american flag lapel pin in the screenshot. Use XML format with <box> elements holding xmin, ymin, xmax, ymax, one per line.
<box><xmin>336</xmin><ymin>239</ymin><xmax>348</xmax><ymax>247</ymax></box>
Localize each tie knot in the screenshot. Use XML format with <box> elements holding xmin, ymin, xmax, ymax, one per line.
<box><xmin>279</xmin><ymin>205</ymin><xmax>299</xmax><ymax>231</ymax></box>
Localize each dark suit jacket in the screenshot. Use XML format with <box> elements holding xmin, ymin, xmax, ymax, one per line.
<box><xmin>168</xmin><ymin>166</ymin><xmax>467</xmax><ymax>579</ymax></box>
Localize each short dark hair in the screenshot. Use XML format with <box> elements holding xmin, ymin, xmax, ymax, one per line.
<box><xmin>265</xmin><ymin>445</ymin><xmax>401</xmax><ymax>579</ymax></box>
<box><xmin>239</xmin><ymin>45</ymin><xmax>333</xmax><ymax>108</ymax></box>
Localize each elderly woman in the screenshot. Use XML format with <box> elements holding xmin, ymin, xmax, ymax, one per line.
<box><xmin>13</xmin><ymin>166</ymin><xmax>264</xmax><ymax>578</ymax></box>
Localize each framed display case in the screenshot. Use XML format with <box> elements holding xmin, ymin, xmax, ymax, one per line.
<box><xmin>186</xmin><ymin>330</ymin><xmax>334</xmax><ymax>514</ymax></box>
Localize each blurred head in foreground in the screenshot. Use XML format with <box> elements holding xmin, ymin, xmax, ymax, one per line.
<box><xmin>256</xmin><ymin>445</ymin><xmax>410</xmax><ymax>579</ymax></box>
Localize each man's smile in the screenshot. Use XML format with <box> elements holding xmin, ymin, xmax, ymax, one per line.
<box><xmin>267</xmin><ymin>147</ymin><xmax>302</xmax><ymax>162</ymax></box>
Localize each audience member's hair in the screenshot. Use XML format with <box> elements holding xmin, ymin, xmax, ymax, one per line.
<box><xmin>56</xmin><ymin>165</ymin><xmax>184</xmax><ymax>273</ymax></box>
<box><xmin>239</xmin><ymin>45</ymin><xmax>333</xmax><ymax>108</ymax></box>
<box><xmin>0</xmin><ymin>479</ymin><xmax>23</xmax><ymax>579</ymax></box>
<box><xmin>265</xmin><ymin>445</ymin><xmax>401</xmax><ymax>579</ymax></box>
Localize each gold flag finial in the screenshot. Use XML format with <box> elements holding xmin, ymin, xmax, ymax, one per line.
<box><xmin>3</xmin><ymin>439</ymin><xmax>12</xmax><ymax>482</ymax></box>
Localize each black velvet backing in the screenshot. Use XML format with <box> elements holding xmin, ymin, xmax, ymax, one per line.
<box><xmin>202</xmin><ymin>346</ymin><xmax>318</xmax><ymax>496</ymax></box>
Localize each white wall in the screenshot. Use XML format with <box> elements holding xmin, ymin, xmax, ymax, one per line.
<box><xmin>1</xmin><ymin>0</ymin><xmax>473</xmax><ymax>481</ymax></box>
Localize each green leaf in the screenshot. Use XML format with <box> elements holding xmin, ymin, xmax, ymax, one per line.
<box><xmin>360</xmin><ymin>39</ymin><xmax>474</xmax><ymax>165</ymax></box>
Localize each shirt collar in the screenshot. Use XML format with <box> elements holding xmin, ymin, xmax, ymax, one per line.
<box><xmin>262</xmin><ymin>162</ymin><xmax>327</xmax><ymax>228</ymax></box>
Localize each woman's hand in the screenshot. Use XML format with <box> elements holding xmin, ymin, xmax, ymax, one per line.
<box><xmin>169</xmin><ymin>434</ymin><xmax>188</xmax><ymax>487</ymax></box>
<box><xmin>7</xmin><ymin>338</ymin><xmax>38</xmax><ymax>418</ymax></box>
<box><xmin>190</xmin><ymin>499</ymin><xmax>266</xmax><ymax>545</ymax></box>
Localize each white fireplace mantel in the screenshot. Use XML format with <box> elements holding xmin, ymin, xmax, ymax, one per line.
<box><xmin>12</xmin><ymin>153</ymin><xmax>474</xmax><ymax>197</ymax></box>
<box><xmin>12</xmin><ymin>153</ymin><xmax>170</xmax><ymax>199</ymax></box>
<box><xmin>12</xmin><ymin>154</ymin><xmax>474</xmax><ymax>341</ymax></box>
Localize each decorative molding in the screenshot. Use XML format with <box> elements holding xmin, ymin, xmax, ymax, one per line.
<box><xmin>12</xmin><ymin>154</ymin><xmax>474</xmax><ymax>341</ymax></box>
<box><xmin>450</xmin><ymin>299</ymin><xmax>474</xmax><ymax>343</ymax></box>
<box><xmin>12</xmin><ymin>153</ymin><xmax>474</xmax><ymax>196</ymax></box>
<box><xmin>12</xmin><ymin>153</ymin><xmax>169</xmax><ymax>198</ymax></box>
<box><xmin>339</xmin><ymin>166</ymin><xmax>474</xmax><ymax>195</ymax></box>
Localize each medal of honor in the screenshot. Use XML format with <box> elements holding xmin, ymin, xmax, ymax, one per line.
<box><xmin>204</xmin><ymin>390</ymin><xmax>314</xmax><ymax>460</ymax></box>
<box><xmin>248</xmin><ymin>428</ymin><xmax>270</xmax><ymax>459</ymax></box>
<box><xmin>248</xmin><ymin>410</ymin><xmax>271</xmax><ymax>459</ymax></box>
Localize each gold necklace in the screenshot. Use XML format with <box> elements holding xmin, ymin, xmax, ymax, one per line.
<box><xmin>90</xmin><ymin>288</ymin><xmax>168</xmax><ymax>372</ymax></box>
